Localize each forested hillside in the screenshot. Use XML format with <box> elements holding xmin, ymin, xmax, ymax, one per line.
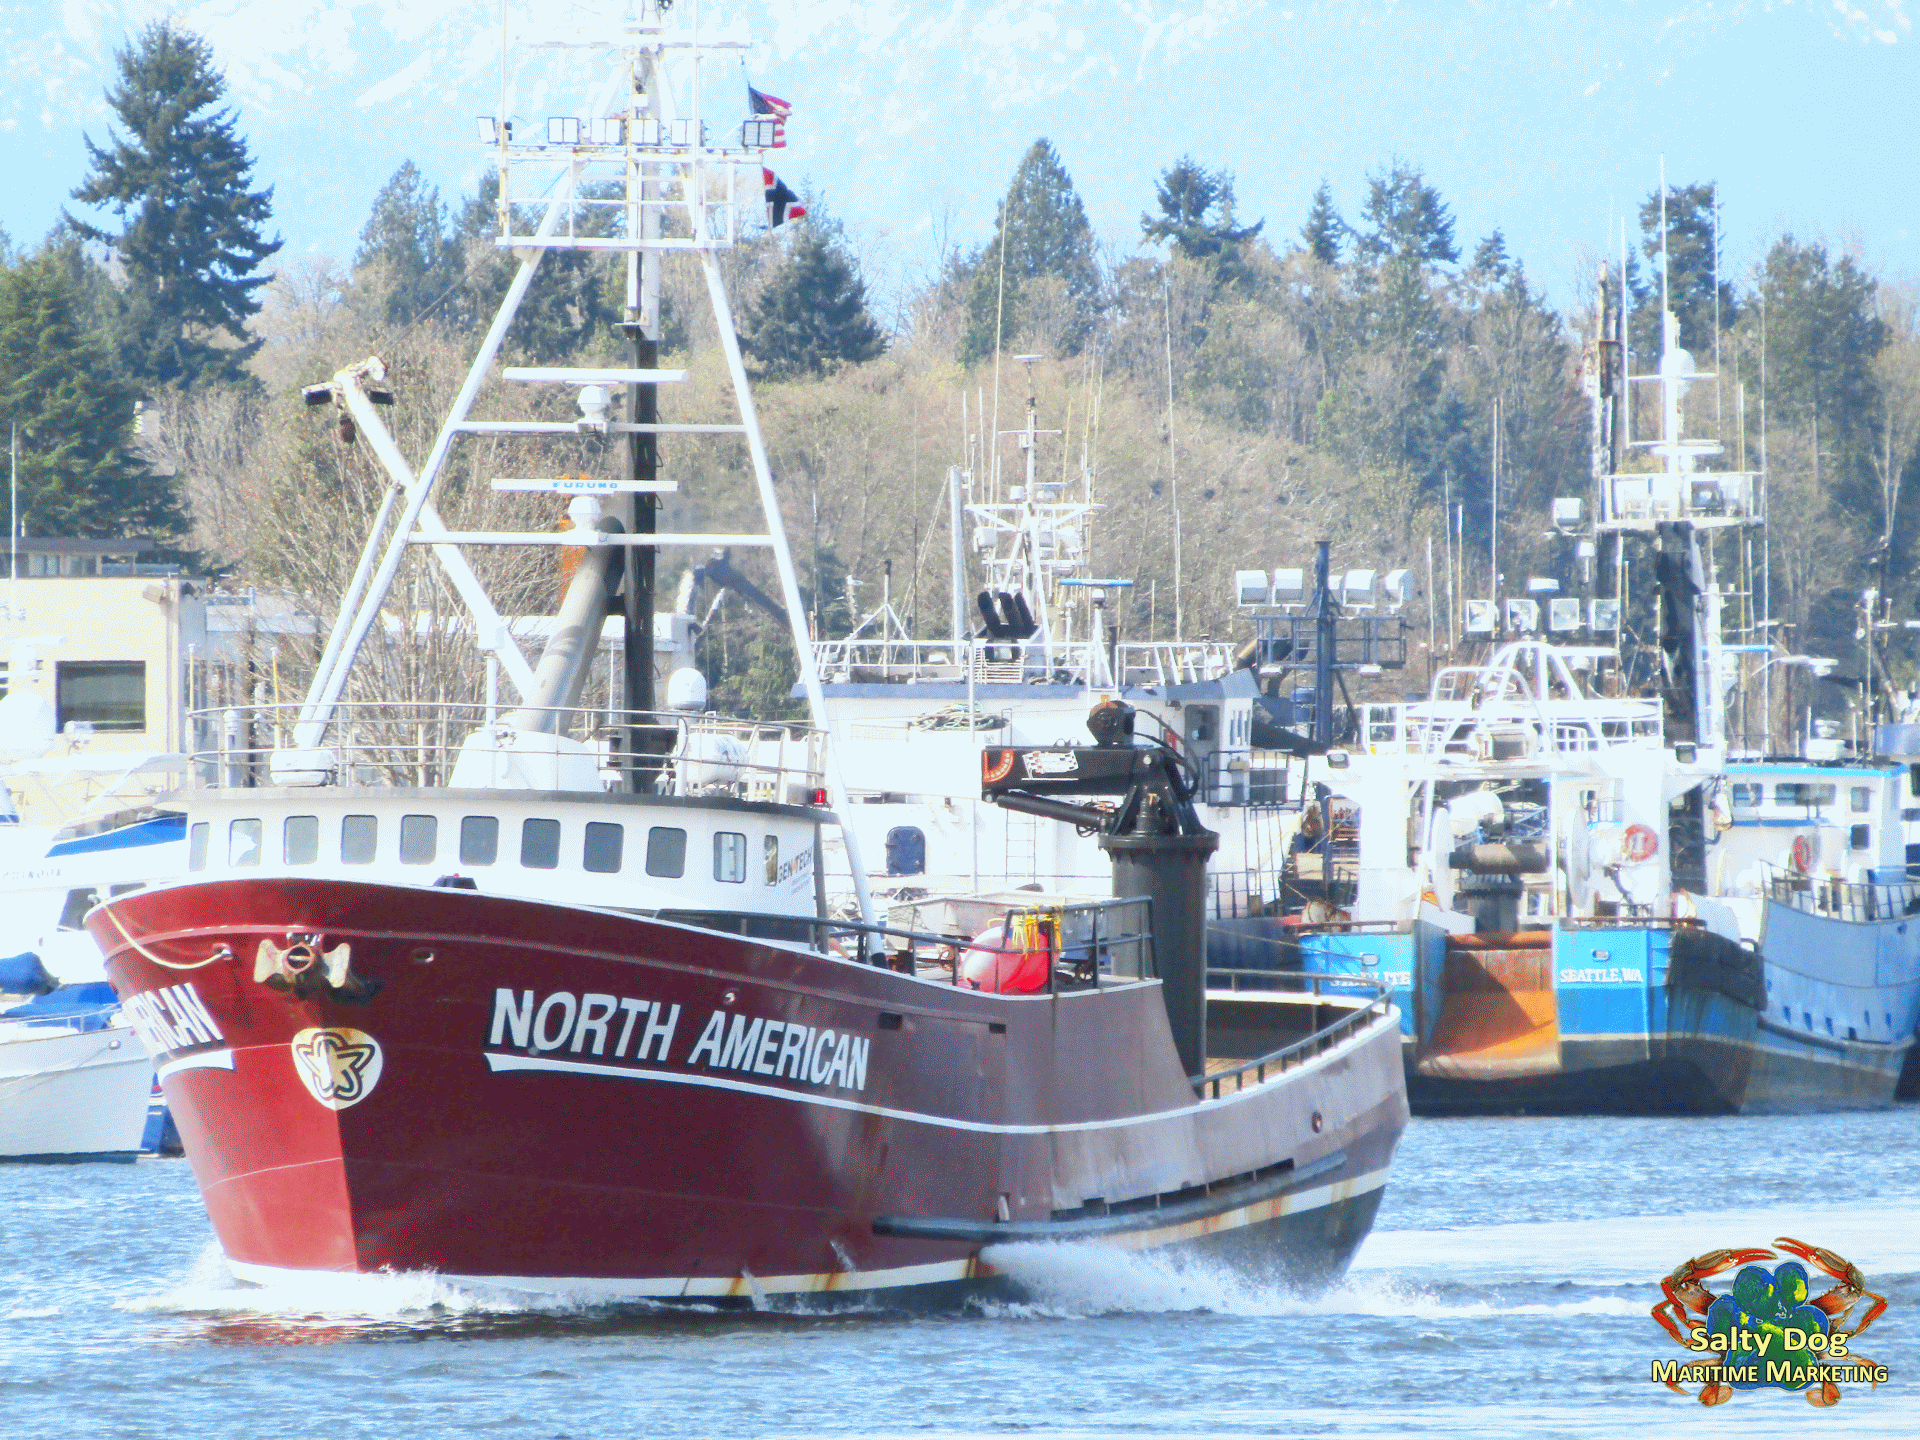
<box><xmin>7</xmin><ymin>23</ymin><xmax>1919</xmax><ymax>721</ymax></box>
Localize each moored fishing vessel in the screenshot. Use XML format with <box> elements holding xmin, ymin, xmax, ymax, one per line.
<box><xmin>1278</xmin><ymin>217</ymin><xmax>1920</xmax><ymax>1113</ymax></box>
<box><xmin>85</xmin><ymin>8</ymin><xmax>1405</xmax><ymax>1302</ymax></box>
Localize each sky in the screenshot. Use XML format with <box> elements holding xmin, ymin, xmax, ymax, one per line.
<box><xmin>3</xmin><ymin>0</ymin><xmax>1917</xmax><ymax>316</ymax></box>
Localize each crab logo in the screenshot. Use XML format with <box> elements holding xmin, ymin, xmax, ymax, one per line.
<box><xmin>290</xmin><ymin>1027</ymin><xmax>385</xmax><ymax>1111</ymax></box>
<box><xmin>1651</xmin><ymin>1238</ymin><xmax>1890</xmax><ymax>1407</ymax></box>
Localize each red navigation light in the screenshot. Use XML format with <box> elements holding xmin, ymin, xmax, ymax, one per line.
<box><xmin>810</xmin><ymin>787</ymin><xmax>828</xmax><ymax>805</ymax></box>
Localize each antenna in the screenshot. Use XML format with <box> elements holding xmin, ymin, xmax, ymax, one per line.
<box><xmin>1659</xmin><ymin>155</ymin><xmax>1669</xmax><ymax>338</ymax></box>
<box><xmin>1163</xmin><ymin>271</ymin><xmax>1182</xmax><ymax>642</ymax></box>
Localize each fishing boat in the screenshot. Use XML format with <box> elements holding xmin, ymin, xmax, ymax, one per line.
<box><xmin>1278</xmin><ymin>226</ymin><xmax>1920</xmax><ymax>1113</ymax></box>
<box><xmin>85</xmin><ymin>8</ymin><xmax>1406</xmax><ymax>1302</ymax></box>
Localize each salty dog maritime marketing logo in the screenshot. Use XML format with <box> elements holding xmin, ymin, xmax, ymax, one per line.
<box><xmin>1651</xmin><ymin>1239</ymin><xmax>1890</xmax><ymax>1406</ymax></box>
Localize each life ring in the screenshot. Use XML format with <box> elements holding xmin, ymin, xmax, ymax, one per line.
<box><xmin>1791</xmin><ymin>834</ymin><xmax>1814</xmax><ymax>873</ymax></box>
<box><xmin>1624</xmin><ymin>824</ymin><xmax>1660</xmax><ymax>864</ymax></box>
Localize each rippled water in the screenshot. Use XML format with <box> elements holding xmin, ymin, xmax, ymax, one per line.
<box><xmin>5</xmin><ymin>1109</ymin><xmax>1917</xmax><ymax>1438</ymax></box>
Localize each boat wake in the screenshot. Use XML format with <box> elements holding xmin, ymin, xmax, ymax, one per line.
<box><xmin>975</xmin><ymin>1241</ymin><xmax>1644</xmax><ymax>1321</ymax></box>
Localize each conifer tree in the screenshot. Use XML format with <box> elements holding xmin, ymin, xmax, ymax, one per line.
<box><xmin>741</xmin><ymin>225</ymin><xmax>885</xmax><ymax>381</ymax></box>
<box><xmin>959</xmin><ymin>141</ymin><xmax>1101</xmax><ymax>364</ymax></box>
<box><xmin>1141</xmin><ymin>157</ymin><xmax>1263</xmax><ymax>282</ymax></box>
<box><xmin>1355</xmin><ymin>161</ymin><xmax>1456</xmax><ymax>266</ymax></box>
<box><xmin>0</xmin><ymin>253</ymin><xmax>181</xmax><ymax>537</ymax></box>
<box><xmin>69</xmin><ymin>22</ymin><xmax>280</xmax><ymax>390</ymax></box>
<box><xmin>355</xmin><ymin>161</ymin><xmax>453</xmax><ymax>329</ymax></box>
<box><xmin>1630</xmin><ymin>182</ymin><xmax>1736</xmax><ymax>358</ymax></box>
<box><xmin>1300</xmin><ymin>182</ymin><xmax>1343</xmax><ymax>265</ymax></box>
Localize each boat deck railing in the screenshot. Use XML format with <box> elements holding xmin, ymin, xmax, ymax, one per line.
<box><xmin>813</xmin><ymin>637</ymin><xmax>1236</xmax><ymax>690</ymax></box>
<box><xmin>1763</xmin><ymin>864</ymin><xmax>1920</xmax><ymax>922</ymax></box>
<box><xmin>784</xmin><ymin>895</ymin><xmax>1156</xmax><ymax>995</ymax></box>
<box><xmin>1192</xmin><ymin>972</ymin><xmax>1392</xmax><ymax>1099</ymax></box>
<box><xmin>187</xmin><ymin>702</ymin><xmax>827</xmax><ymax>802</ymax></box>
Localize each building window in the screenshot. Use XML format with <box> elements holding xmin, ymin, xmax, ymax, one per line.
<box><xmin>714</xmin><ymin>831</ymin><xmax>747</xmax><ymax>883</ymax></box>
<box><xmin>188</xmin><ymin>822</ymin><xmax>208</xmax><ymax>871</ymax></box>
<box><xmin>400</xmin><ymin>814</ymin><xmax>438</xmax><ymax>865</ymax></box>
<box><xmin>284</xmin><ymin>815</ymin><xmax>318</xmax><ymax>865</ymax></box>
<box><xmin>341</xmin><ymin>814</ymin><xmax>377</xmax><ymax>865</ymax></box>
<box><xmin>646</xmin><ymin>826</ymin><xmax>686</xmax><ymax>878</ymax></box>
<box><xmin>764</xmin><ymin>834</ymin><xmax>780</xmax><ymax>885</ymax></box>
<box><xmin>520</xmin><ymin>818</ymin><xmax>560</xmax><ymax>869</ymax></box>
<box><xmin>229</xmin><ymin>818</ymin><xmax>263</xmax><ymax>868</ymax></box>
<box><xmin>56</xmin><ymin>661</ymin><xmax>146</xmax><ymax>733</ymax></box>
<box><xmin>460</xmin><ymin>816</ymin><xmax>499</xmax><ymax>866</ymax></box>
<box><xmin>583</xmin><ymin>822</ymin><xmax>624</xmax><ymax>873</ymax></box>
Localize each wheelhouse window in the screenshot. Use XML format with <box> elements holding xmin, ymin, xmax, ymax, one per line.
<box><xmin>341</xmin><ymin>815</ymin><xmax>377</xmax><ymax>865</ymax></box>
<box><xmin>1729</xmin><ymin>783</ymin><xmax>1762</xmax><ymax>816</ymax></box>
<box><xmin>56</xmin><ymin>661</ymin><xmax>146</xmax><ymax>733</ymax></box>
<box><xmin>1851</xmin><ymin>786</ymin><xmax>1873</xmax><ymax>814</ymax></box>
<box><xmin>885</xmin><ymin>826</ymin><xmax>926</xmax><ymax>876</ymax></box>
<box><xmin>229</xmin><ymin>818</ymin><xmax>263</xmax><ymax>868</ymax></box>
<box><xmin>1774</xmin><ymin>782</ymin><xmax>1835</xmax><ymax>813</ymax></box>
<box><xmin>714</xmin><ymin>831</ymin><xmax>747</xmax><ymax>883</ymax></box>
<box><xmin>400</xmin><ymin>814</ymin><xmax>438</xmax><ymax>865</ymax></box>
<box><xmin>583</xmin><ymin>822</ymin><xmax>624</xmax><ymax>874</ymax></box>
<box><xmin>646</xmin><ymin>826</ymin><xmax>686</xmax><ymax>878</ymax></box>
<box><xmin>284</xmin><ymin>815</ymin><xmax>318</xmax><ymax>865</ymax></box>
<box><xmin>764</xmin><ymin>834</ymin><xmax>780</xmax><ymax>886</ymax></box>
<box><xmin>58</xmin><ymin>887</ymin><xmax>101</xmax><ymax>931</ymax></box>
<box><xmin>460</xmin><ymin>816</ymin><xmax>499</xmax><ymax>866</ymax></box>
<box><xmin>520</xmin><ymin>818</ymin><xmax>560</xmax><ymax>869</ymax></box>
<box><xmin>188</xmin><ymin>822</ymin><xmax>208</xmax><ymax>871</ymax></box>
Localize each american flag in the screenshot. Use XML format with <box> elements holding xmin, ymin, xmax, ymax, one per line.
<box><xmin>748</xmin><ymin>85</ymin><xmax>790</xmax><ymax>147</ymax></box>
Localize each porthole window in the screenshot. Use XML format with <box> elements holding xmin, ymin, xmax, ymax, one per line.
<box><xmin>521</xmin><ymin>818</ymin><xmax>561</xmax><ymax>870</ymax></box>
<box><xmin>230</xmin><ymin>818</ymin><xmax>263</xmax><ymax>868</ymax></box>
<box><xmin>400</xmin><ymin>814</ymin><xmax>438</xmax><ymax>865</ymax></box>
<box><xmin>284</xmin><ymin>815</ymin><xmax>318</xmax><ymax>865</ymax></box>
<box><xmin>460</xmin><ymin>815</ymin><xmax>499</xmax><ymax>866</ymax></box>
<box><xmin>646</xmin><ymin>826</ymin><xmax>687</xmax><ymax>878</ymax></box>
<box><xmin>715</xmin><ymin>831</ymin><xmax>747</xmax><ymax>883</ymax></box>
<box><xmin>341</xmin><ymin>815</ymin><xmax>377</xmax><ymax>865</ymax></box>
<box><xmin>584</xmin><ymin>821</ymin><xmax>624</xmax><ymax>873</ymax></box>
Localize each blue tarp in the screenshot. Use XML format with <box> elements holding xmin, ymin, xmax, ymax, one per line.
<box><xmin>0</xmin><ymin>952</ymin><xmax>57</xmax><ymax>995</ymax></box>
<box><xmin>3</xmin><ymin>982</ymin><xmax>120</xmax><ymax>1031</ymax></box>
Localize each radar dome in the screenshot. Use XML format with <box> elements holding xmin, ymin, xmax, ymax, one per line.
<box><xmin>666</xmin><ymin>667</ymin><xmax>709</xmax><ymax>712</ymax></box>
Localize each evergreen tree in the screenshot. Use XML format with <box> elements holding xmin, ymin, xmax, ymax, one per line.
<box><xmin>741</xmin><ymin>226</ymin><xmax>885</xmax><ymax>380</ymax></box>
<box><xmin>1354</xmin><ymin>161</ymin><xmax>1456</xmax><ymax>266</ymax></box>
<box><xmin>1467</xmin><ymin>231</ymin><xmax>1511</xmax><ymax>287</ymax></box>
<box><xmin>1141</xmin><ymin>157</ymin><xmax>1263</xmax><ymax>281</ymax></box>
<box><xmin>1756</xmin><ymin>236</ymin><xmax>1885</xmax><ymax>453</ymax></box>
<box><xmin>355</xmin><ymin>161</ymin><xmax>452</xmax><ymax>328</ymax></box>
<box><xmin>1631</xmin><ymin>182</ymin><xmax>1736</xmax><ymax>358</ymax></box>
<box><xmin>69</xmin><ymin>22</ymin><xmax>280</xmax><ymax>390</ymax></box>
<box><xmin>1300</xmin><ymin>182</ymin><xmax>1343</xmax><ymax>265</ymax></box>
<box><xmin>957</xmin><ymin>141</ymin><xmax>1101</xmax><ymax>365</ymax></box>
<box><xmin>443</xmin><ymin>172</ymin><xmax>622</xmax><ymax>357</ymax></box>
<box><xmin>0</xmin><ymin>252</ymin><xmax>182</xmax><ymax>537</ymax></box>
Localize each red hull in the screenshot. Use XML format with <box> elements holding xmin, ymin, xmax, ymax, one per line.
<box><xmin>91</xmin><ymin>878</ymin><xmax>1405</xmax><ymax>1300</ymax></box>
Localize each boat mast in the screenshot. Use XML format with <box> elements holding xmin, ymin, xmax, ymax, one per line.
<box><xmin>284</xmin><ymin>4</ymin><xmax>877</xmax><ymax>928</ymax></box>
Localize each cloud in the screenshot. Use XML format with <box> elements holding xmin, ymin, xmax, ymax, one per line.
<box><xmin>1828</xmin><ymin>0</ymin><xmax>1910</xmax><ymax>42</ymax></box>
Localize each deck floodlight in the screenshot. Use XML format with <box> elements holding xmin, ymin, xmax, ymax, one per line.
<box><xmin>1548</xmin><ymin>598</ymin><xmax>1583</xmax><ymax>632</ymax></box>
<box><xmin>1342</xmin><ymin>568</ymin><xmax>1378</xmax><ymax>609</ymax></box>
<box><xmin>1526</xmin><ymin>576</ymin><xmax>1560</xmax><ymax>594</ymax></box>
<box><xmin>1589</xmin><ymin>598</ymin><xmax>1621</xmax><ymax>632</ymax></box>
<box><xmin>1382</xmin><ymin>568</ymin><xmax>1412</xmax><ymax>612</ymax></box>
<box><xmin>1505</xmin><ymin>598</ymin><xmax>1540</xmax><ymax>633</ymax></box>
<box><xmin>633</xmin><ymin>117</ymin><xmax>664</xmax><ymax>147</ymax></box>
<box><xmin>670</xmin><ymin>118</ymin><xmax>707</xmax><ymax>147</ymax></box>
<box><xmin>1464</xmin><ymin>599</ymin><xmax>1498</xmax><ymax>634</ymax></box>
<box><xmin>547</xmin><ymin>117</ymin><xmax>584</xmax><ymax>145</ymax></box>
<box><xmin>1272</xmin><ymin>568</ymin><xmax>1306</xmax><ymax>608</ymax></box>
<box><xmin>592</xmin><ymin>117</ymin><xmax>626</xmax><ymax>145</ymax></box>
<box><xmin>1235</xmin><ymin>570</ymin><xmax>1271</xmax><ymax>608</ymax></box>
<box><xmin>1551</xmin><ymin>497</ymin><xmax>1583</xmax><ymax>533</ymax></box>
<box><xmin>743</xmin><ymin>119</ymin><xmax>778</xmax><ymax>148</ymax></box>
<box><xmin>477</xmin><ymin>117</ymin><xmax>510</xmax><ymax>144</ymax></box>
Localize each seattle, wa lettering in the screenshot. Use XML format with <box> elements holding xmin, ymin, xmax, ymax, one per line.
<box><xmin>487</xmin><ymin>989</ymin><xmax>870</xmax><ymax>1093</ymax></box>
